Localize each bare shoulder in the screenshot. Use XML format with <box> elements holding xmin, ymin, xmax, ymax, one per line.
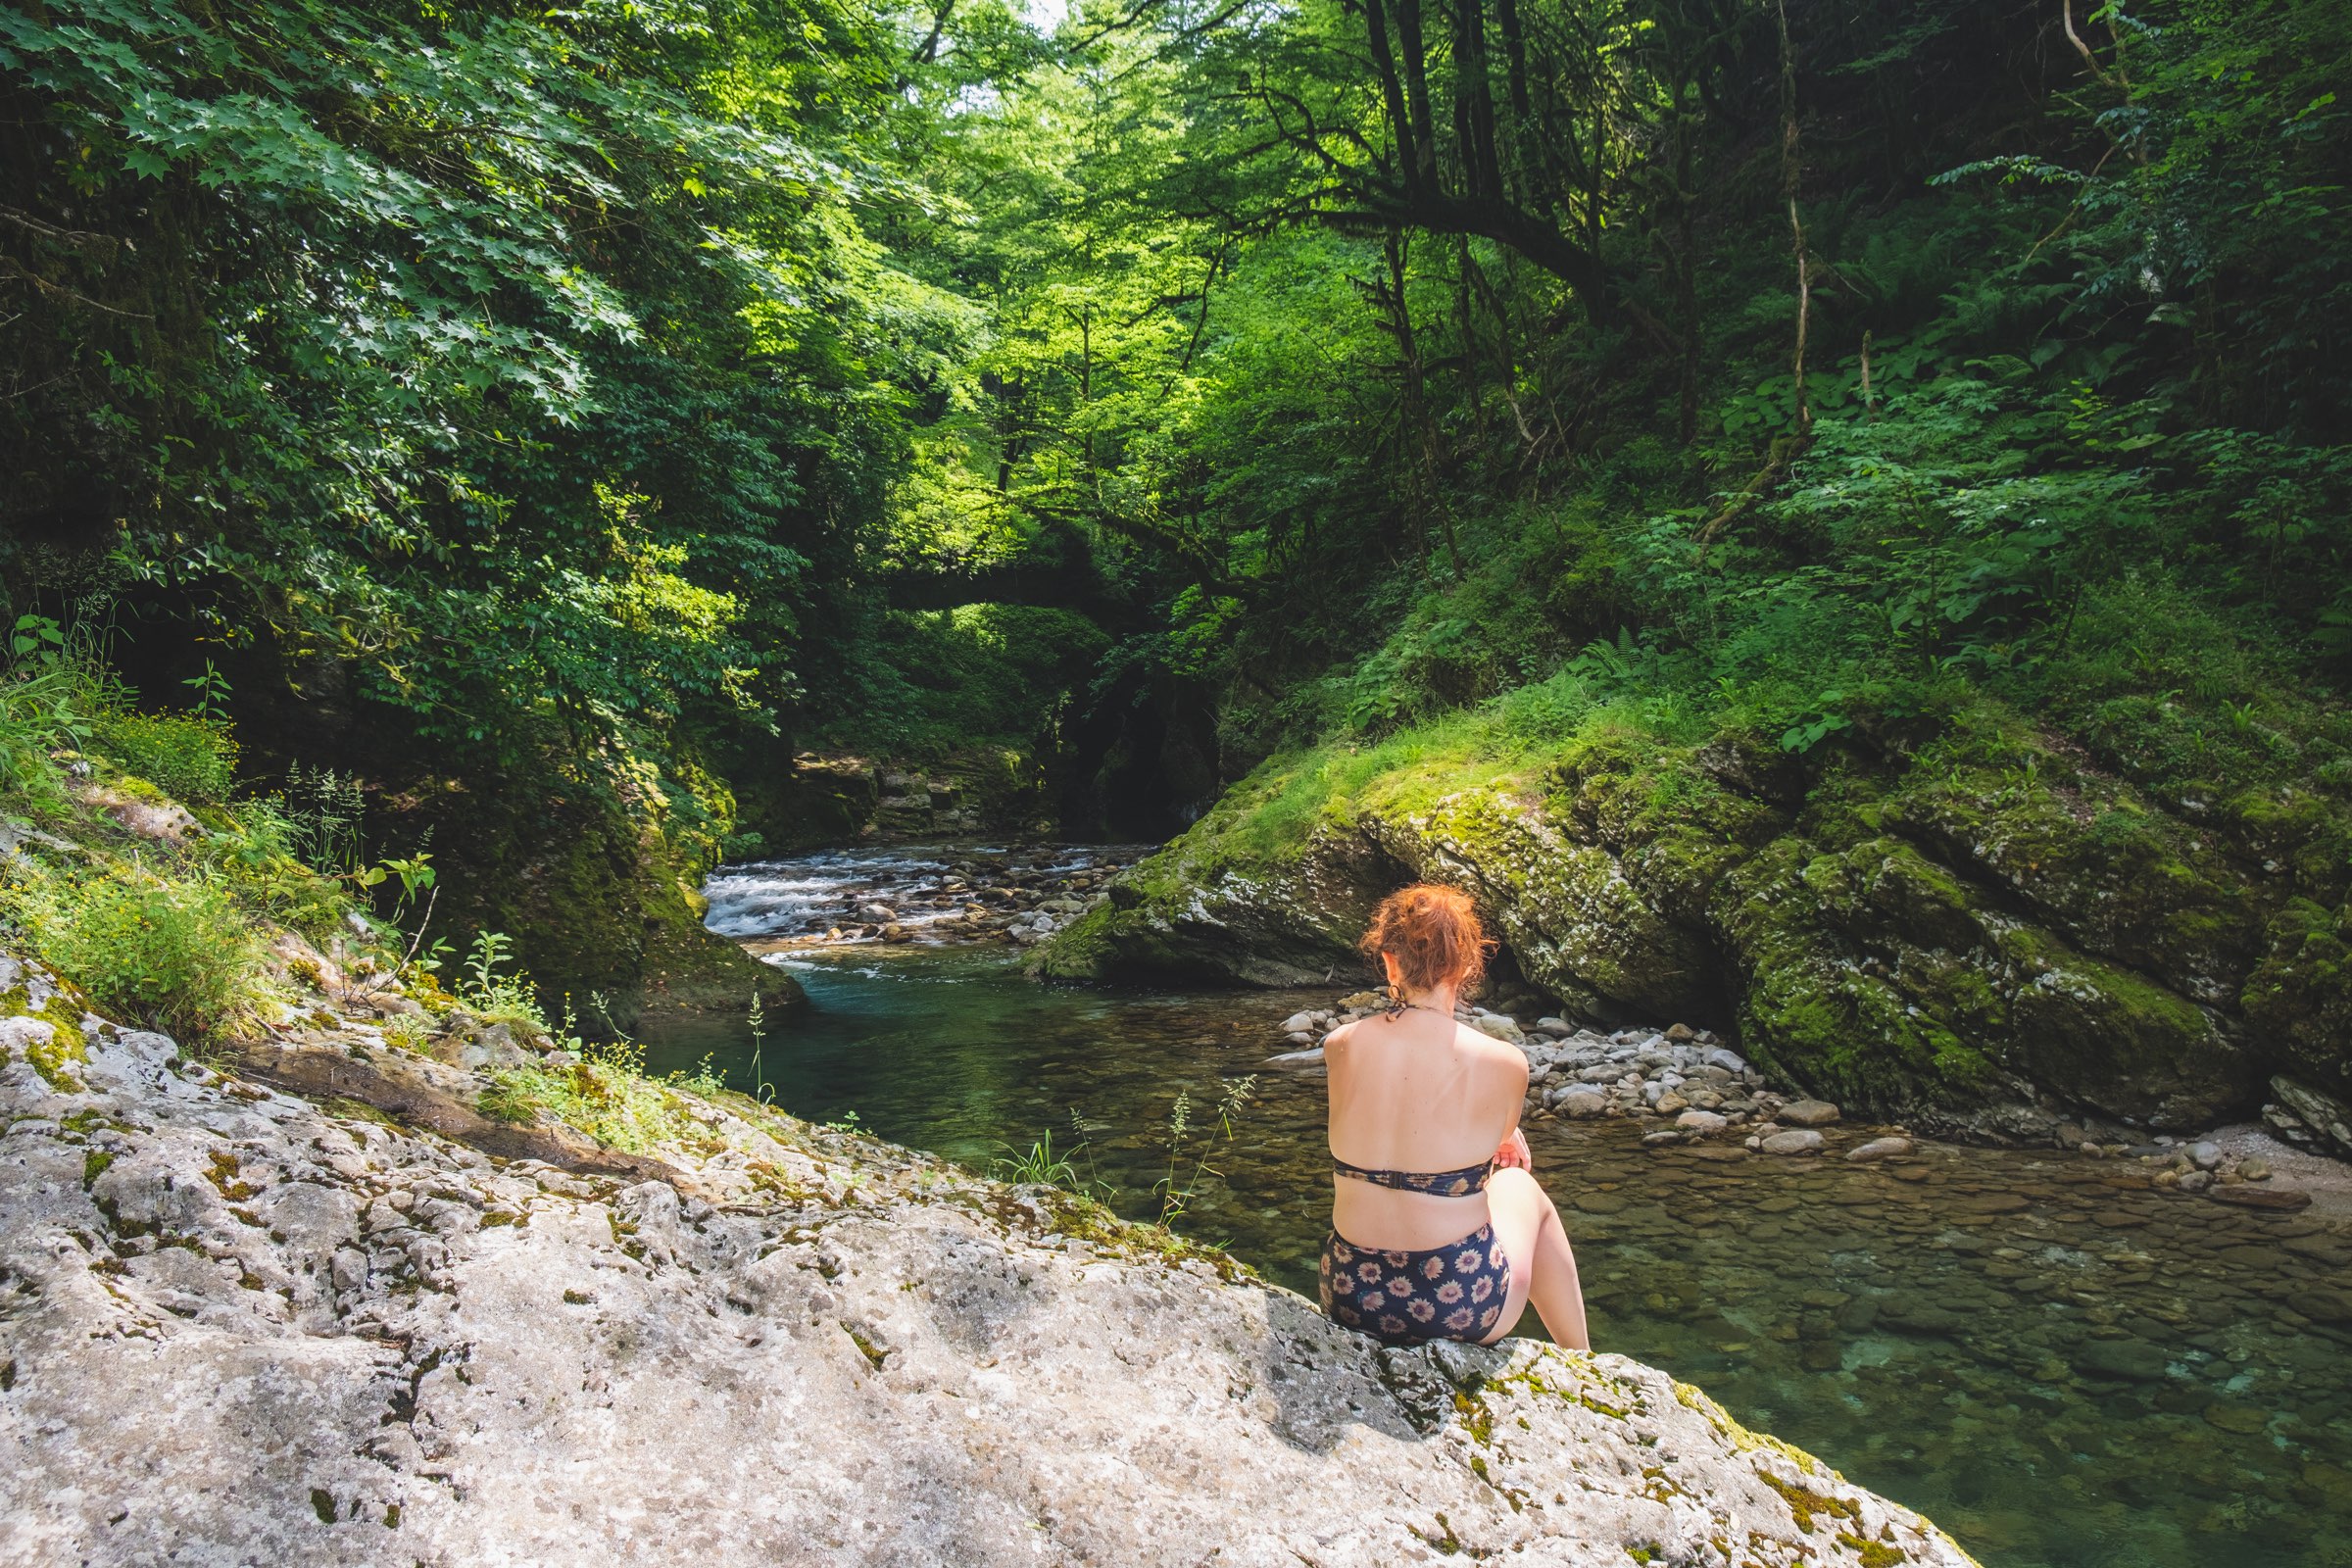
<box><xmin>1454</xmin><ymin>1023</ymin><xmax>1531</xmax><ymax>1079</ymax></box>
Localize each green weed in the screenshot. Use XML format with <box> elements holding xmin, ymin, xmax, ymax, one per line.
<box><xmin>991</xmin><ymin>1129</ymin><xmax>1102</xmax><ymax>1194</ymax></box>
<box><xmin>87</xmin><ymin>710</ymin><xmax>238</xmax><ymax>805</ymax></box>
<box><xmin>11</xmin><ymin>868</ymin><xmax>260</xmax><ymax>1039</ymax></box>
<box><xmin>1155</xmin><ymin>1074</ymin><xmax>1255</xmax><ymax>1230</ymax></box>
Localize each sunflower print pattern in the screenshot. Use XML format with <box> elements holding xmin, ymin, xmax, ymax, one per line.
<box><xmin>1317</xmin><ymin>1224</ymin><xmax>1512</xmax><ymax>1347</ymax></box>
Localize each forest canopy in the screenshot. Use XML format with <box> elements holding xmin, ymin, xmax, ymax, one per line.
<box><xmin>4</xmin><ymin>0</ymin><xmax>2349</xmax><ymax>860</ymax></box>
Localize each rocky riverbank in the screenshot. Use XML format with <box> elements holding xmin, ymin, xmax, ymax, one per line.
<box><xmin>709</xmin><ymin>842</ymin><xmax>1140</xmax><ymax>954</ymax></box>
<box><xmin>1037</xmin><ymin>728</ymin><xmax>2352</xmax><ymax>1150</ymax></box>
<box><xmin>0</xmin><ymin>949</ymin><xmax>1979</xmax><ymax>1565</ymax></box>
<box><xmin>1259</xmin><ymin>992</ymin><xmax>2341</xmax><ymax>1214</ymax></box>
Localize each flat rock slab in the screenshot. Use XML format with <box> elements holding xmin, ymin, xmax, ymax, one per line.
<box><xmin>0</xmin><ymin>952</ymin><xmax>1977</xmax><ymax>1568</ymax></box>
<box><xmin>2205</xmin><ymin>1183</ymin><xmax>2314</xmax><ymax>1211</ymax></box>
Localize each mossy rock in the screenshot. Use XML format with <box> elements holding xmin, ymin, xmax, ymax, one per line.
<box><xmin>2242</xmin><ymin>898</ymin><xmax>2352</xmax><ymax>1097</ymax></box>
<box><xmin>1990</xmin><ymin>923</ymin><xmax>2245</xmax><ymax>1127</ymax></box>
<box><xmin>1038</xmin><ymin>700</ymin><xmax>2328</xmax><ymax>1132</ymax></box>
<box><xmin>380</xmin><ymin>774</ymin><xmax>802</xmax><ymax>1032</ymax></box>
<box><xmin>1879</xmin><ymin>760</ymin><xmax>2258</xmax><ymax>1002</ymax></box>
<box><xmin>1370</xmin><ymin>791</ymin><xmax>1719</xmax><ymax>1023</ymax></box>
<box><xmin>1717</xmin><ymin>837</ymin><xmax>2007</xmax><ymax>1114</ymax></box>
<box><xmin>1035</xmin><ymin>834</ymin><xmax>1380</xmax><ymax>988</ymax></box>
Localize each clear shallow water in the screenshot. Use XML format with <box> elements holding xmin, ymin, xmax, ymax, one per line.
<box><xmin>647</xmin><ymin>846</ymin><xmax>2352</xmax><ymax>1568</ymax></box>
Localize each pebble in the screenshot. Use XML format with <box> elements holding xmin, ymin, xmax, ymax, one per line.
<box><xmin>2288</xmin><ymin>1288</ymin><xmax>2352</xmax><ymax>1323</ymax></box>
<box><xmin>1779</xmin><ymin>1100</ymin><xmax>1841</xmax><ymax>1128</ymax></box>
<box><xmin>1845</xmin><ymin>1136</ymin><xmax>1913</xmax><ymax>1163</ymax></box>
<box><xmin>2074</xmin><ymin>1339</ymin><xmax>2170</xmax><ymax>1382</ymax></box>
<box><xmin>1675</xmin><ymin>1109</ymin><xmax>1729</xmax><ymax>1137</ymax></box>
<box><xmin>1761</xmin><ymin>1130</ymin><xmax>1825</xmax><ymax>1156</ymax></box>
<box><xmin>2203</xmin><ymin>1403</ymin><xmax>2271</xmax><ymax>1435</ymax></box>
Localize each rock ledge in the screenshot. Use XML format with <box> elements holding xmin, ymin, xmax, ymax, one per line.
<box><xmin>0</xmin><ymin>953</ymin><xmax>1974</xmax><ymax>1566</ymax></box>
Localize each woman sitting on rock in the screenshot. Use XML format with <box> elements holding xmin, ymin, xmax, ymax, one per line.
<box><xmin>1321</xmin><ymin>885</ymin><xmax>1591</xmax><ymax>1349</ymax></box>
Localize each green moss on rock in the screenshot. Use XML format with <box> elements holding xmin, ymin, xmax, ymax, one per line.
<box><xmin>1037</xmin><ymin>689</ymin><xmax>2337</xmax><ymax>1130</ymax></box>
<box><xmin>2242</xmin><ymin>897</ymin><xmax>2352</xmax><ymax>1097</ymax></box>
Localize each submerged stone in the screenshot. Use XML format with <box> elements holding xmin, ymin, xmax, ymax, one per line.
<box><xmin>2074</xmin><ymin>1338</ymin><xmax>2171</xmax><ymax>1382</ymax></box>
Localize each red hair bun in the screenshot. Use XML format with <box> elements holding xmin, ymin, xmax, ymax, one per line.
<box><xmin>1359</xmin><ymin>883</ymin><xmax>1494</xmax><ymax>996</ymax></box>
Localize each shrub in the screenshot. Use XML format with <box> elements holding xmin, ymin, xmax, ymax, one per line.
<box><xmin>89</xmin><ymin>710</ymin><xmax>239</xmax><ymax>804</ymax></box>
<box><xmin>21</xmin><ymin>871</ymin><xmax>259</xmax><ymax>1039</ymax></box>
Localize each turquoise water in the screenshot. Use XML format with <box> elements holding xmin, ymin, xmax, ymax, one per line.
<box><xmin>644</xmin><ymin>848</ymin><xmax>2352</xmax><ymax>1568</ymax></box>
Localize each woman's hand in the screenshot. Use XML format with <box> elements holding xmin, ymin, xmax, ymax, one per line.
<box><xmin>1493</xmin><ymin>1129</ymin><xmax>1532</xmax><ymax>1172</ymax></box>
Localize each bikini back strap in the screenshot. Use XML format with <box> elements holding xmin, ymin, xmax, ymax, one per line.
<box><xmin>1332</xmin><ymin>1156</ymin><xmax>1494</xmax><ymax>1198</ymax></box>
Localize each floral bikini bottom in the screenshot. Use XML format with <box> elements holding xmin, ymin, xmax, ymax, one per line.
<box><xmin>1318</xmin><ymin>1224</ymin><xmax>1513</xmax><ymax>1347</ymax></box>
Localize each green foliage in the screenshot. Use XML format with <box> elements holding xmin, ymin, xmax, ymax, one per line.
<box><xmin>6</xmin><ymin>0</ymin><xmax>2350</xmax><ymax>921</ymax></box>
<box><xmin>12</xmin><ymin>869</ymin><xmax>258</xmax><ymax>1039</ymax></box>
<box><xmin>0</xmin><ymin>661</ymin><xmax>97</xmax><ymax>810</ymax></box>
<box><xmin>193</xmin><ymin>800</ymin><xmax>357</xmax><ymax>946</ymax></box>
<box><xmin>1154</xmin><ymin>1074</ymin><xmax>1254</xmax><ymax>1231</ymax></box>
<box><xmin>477</xmin><ymin>1036</ymin><xmax>725</xmax><ymax>1152</ymax></box>
<box><xmin>991</xmin><ymin>1128</ymin><xmax>1101</xmax><ymax>1194</ymax></box>
<box><xmin>819</xmin><ymin>604</ymin><xmax>1112</xmax><ymax>757</ymax></box>
<box><xmin>87</xmin><ymin>710</ymin><xmax>237</xmax><ymax>805</ymax></box>
<box><xmin>276</xmin><ymin>767</ymin><xmax>366</xmax><ymax>878</ymax></box>
<box><xmin>2</xmin><ymin>0</ymin><xmax>963</xmax><ymax>773</ymax></box>
<box><xmin>456</xmin><ymin>932</ymin><xmax>547</xmax><ymax>1034</ymax></box>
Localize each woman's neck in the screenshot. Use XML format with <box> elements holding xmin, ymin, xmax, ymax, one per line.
<box><xmin>1393</xmin><ymin>984</ymin><xmax>1457</xmax><ymax>1016</ymax></box>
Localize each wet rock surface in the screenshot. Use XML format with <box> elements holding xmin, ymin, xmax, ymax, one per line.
<box><xmin>0</xmin><ymin>951</ymin><xmax>1973</xmax><ymax>1567</ymax></box>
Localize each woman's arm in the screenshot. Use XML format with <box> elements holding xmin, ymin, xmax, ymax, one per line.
<box><xmin>1490</xmin><ymin>1039</ymin><xmax>1532</xmax><ymax>1168</ymax></box>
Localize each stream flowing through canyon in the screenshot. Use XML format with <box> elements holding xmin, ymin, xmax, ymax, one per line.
<box><xmin>638</xmin><ymin>844</ymin><xmax>2352</xmax><ymax>1568</ymax></box>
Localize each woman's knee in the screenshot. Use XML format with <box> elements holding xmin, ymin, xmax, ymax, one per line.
<box><xmin>1489</xmin><ymin>1166</ymin><xmax>1556</xmax><ymax>1216</ymax></box>
<box><xmin>1485</xmin><ymin>1165</ymin><xmax>1536</xmax><ymax>1213</ymax></box>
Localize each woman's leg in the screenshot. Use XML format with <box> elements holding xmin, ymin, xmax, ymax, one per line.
<box><xmin>1480</xmin><ymin>1167</ymin><xmax>1591</xmax><ymax>1349</ymax></box>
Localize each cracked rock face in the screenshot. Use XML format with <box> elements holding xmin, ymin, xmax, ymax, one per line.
<box><xmin>0</xmin><ymin>958</ymin><xmax>1973</xmax><ymax>1567</ymax></box>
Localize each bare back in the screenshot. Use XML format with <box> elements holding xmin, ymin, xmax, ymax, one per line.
<box><xmin>1326</xmin><ymin>1008</ymin><xmax>1531</xmax><ymax>1251</ymax></box>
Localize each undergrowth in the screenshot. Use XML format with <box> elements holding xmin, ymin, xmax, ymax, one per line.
<box><xmin>476</xmin><ymin>1034</ymin><xmax>725</xmax><ymax>1153</ymax></box>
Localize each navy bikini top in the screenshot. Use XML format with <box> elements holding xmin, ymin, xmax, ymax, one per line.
<box><xmin>1329</xmin><ymin>1002</ymin><xmax>1496</xmax><ymax>1197</ymax></box>
<box><xmin>1332</xmin><ymin>1156</ymin><xmax>1494</xmax><ymax>1197</ymax></box>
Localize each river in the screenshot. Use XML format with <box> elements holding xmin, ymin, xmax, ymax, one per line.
<box><xmin>642</xmin><ymin>843</ymin><xmax>2352</xmax><ymax>1568</ymax></box>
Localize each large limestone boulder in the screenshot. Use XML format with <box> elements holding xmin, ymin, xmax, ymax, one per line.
<box><xmin>0</xmin><ymin>956</ymin><xmax>1975</xmax><ymax>1567</ymax></box>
